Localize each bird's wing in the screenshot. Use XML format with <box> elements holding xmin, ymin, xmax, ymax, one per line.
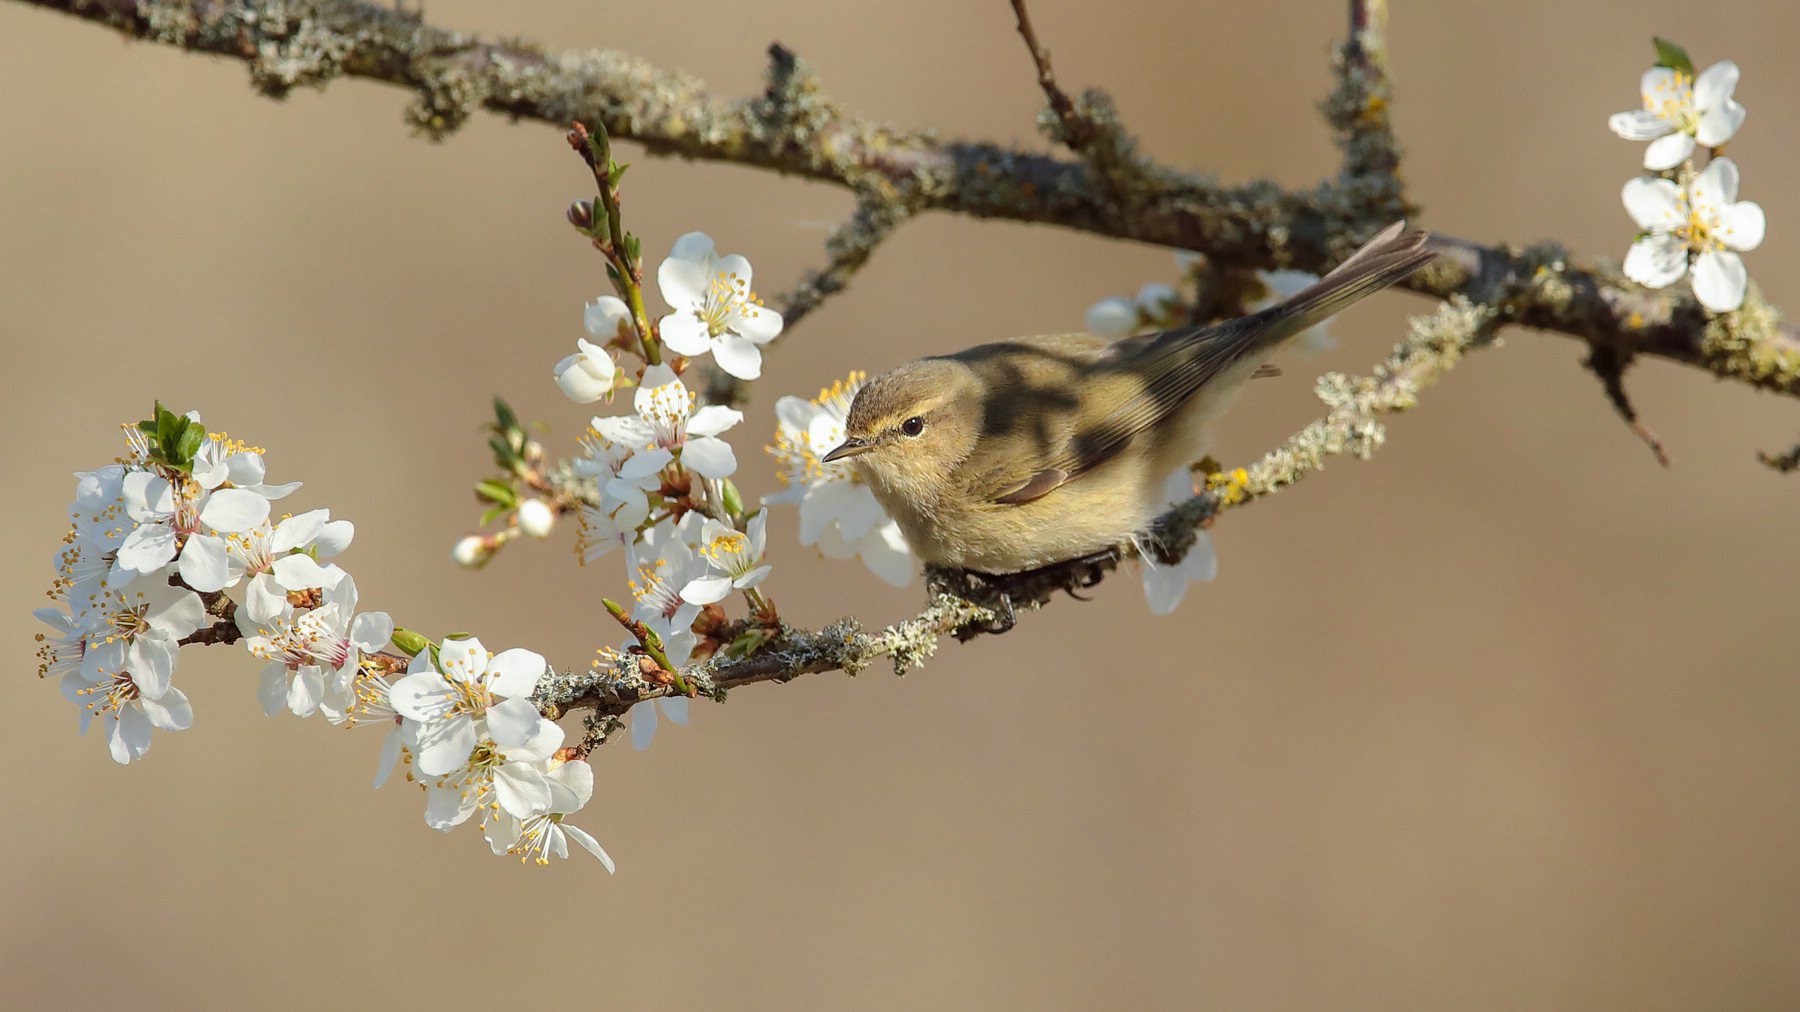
<box><xmin>1032</xmin><ymin>222</ymin><xmax>1435</xmax><ymax>483</ymax></box>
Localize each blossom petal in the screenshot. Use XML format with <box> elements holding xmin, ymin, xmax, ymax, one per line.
<box><xmin>556</xmin><ymin>353</ymin><xmax>616</xmax><ymax>403</ymax></box>
<box><xmin>288</xmin><ymin>667</ymin><xmax>324</xmax><ymax>717</ymax></box>
<box><xmin>583</xmin><ymin>295</ymin><xmax>631</xmax><ymax>340</ymax></box>
<box><xmin>423</xmin><ymin>785</ymin><xmax>477</xmax><ymax>831</ymax></box>
<box><xmin>1691</xmin><ymin>250</ymin><xmax>1748</xmax><ymax>312</ymax></box>
<box><xmin>259</xmin><ymin>663</ymin><xmax>289</xmax><ymax>717</ymax></box>
<box><xmin>271</xmin><ymin>510</ymin><xmax>327</xmax><ymax>553</ymax></box>
<box><xmin>679</xmin><ymin>574</ymin><xmax>734</xmax><ymax>605</ymax></box>
<box><xmin>561</xmin><ymin>824</ymin><xmax>616</xmax><ymax>872</ymax></box>
<box><xmin>351</xmin><ymin>611</ymin><xmax>394</xmax><ymax>652</ymax></box>
<box><xmin>176</xmin><ymin>534</ymin><xmax>233</xmax><ymax>592</ymax></box>
<box><xmin>658</xmin><ymin>233</ymin><xmax>717</xmax><ymax>301</ymax></box>
<box><xmin>109</xmin><ymin>705</ymin><xmax>152</xmax><ymax>764</ymax></box>
<box><xmin>1719</xmin><ymin>200</ymin><xmax>1765</xmax><ymax>252</ymax></box>
<box><xmin>1693</xmin><ymin>157</ymin><xmax>1741</xmax><ymax>214</ymax></box>
<box><xmin>731</xmin><ymin>303</ymin><xmax>783</xmax><ymax>343</ymax></box>
<box><xmin>389</xmin><ymin>671</ymin><xmax>454</xmax><ymax>721</ymax></box>
<box><xmin>629</xmin><ymin>699</ymin><xmax>658</xmax><ymax>750</ymax></box>
<box><xmin>199</xmin><ymin>488</ymin><xmax>271</xmax><ymax>533</ymax></box>
<box><xmin>1621</xmin><ymin>177</ymin><xmax>1683</xmax><ymax>230</ymax></box>
<box><xmin>1642</xmin><ymin>131</ymin><xmax>1695</xmax><ymax>171</ymax></box>
<box><xmin>272</xmin><ymin>553</ymin><xmax>338</xmax><ymax>591</ymax></box>
<box><xmin>710</xmin><ymin>334</ymin><xmax>763</xmax><ymax>380</ymax></box>
<box><xmin>485</xmin><ymin>647</ymin><xmax>548</xmax><ymax>698</ymax></box>
<box><xmin>687</xmin><ymin>404</ymin><xmax>743</xmax><ymax>439</ymax></box>
<box><xmin>493</xmin><ymin>763</ymin><xmax>552</xmax><ymax>818</ymax></box>
<box><xmin>681</xmin><ymin>436</ymin><xmax>738</xmax><ymax>479</ymax></box>
<box><xmin>1622</xmin><ymin>233</ymin><xmax>1689</xmax><ymax>288</ymax></box>
<box><xmin>116</xmin><ymin>523</ymin><xmax>178</xmax><ymax>575</ymax></box>
<box><xmin>373</xmin><ymin>726</ymin><xmax>403</xmax><ymax>789</ymax></box>
<box><xmin>139</xmin><ymin>685</ymin><xmax>193</xmax><ymax>732</ymax></box>
<box><xmin>858</xmin><ymin>522</ymin><xmax>915</xmax><ymax>587</ymax></box>
<box><xmin>657</xmin><ymin>312</ymin><xmax>713</xmax><ymax>356</ymax></box>
<box><xmin>1608</xmin><ymin>108</ymin><xmax>1672</xmax><ymax>142</ymax></box>
<box><xmin>486</xmin><ymin>697</ymin><xmax>543</xmax><ymax>748</ymax></box>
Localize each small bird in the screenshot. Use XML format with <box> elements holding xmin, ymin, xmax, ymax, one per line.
<box><xmin>822</xmin><ymin>221</ymin><xmax>1436</xmax><ymax>574</ymax></box>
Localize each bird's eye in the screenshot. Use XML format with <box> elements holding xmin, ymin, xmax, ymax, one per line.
<box><xmin>900</xmin><ymin>416</ymin><xmax>925</xmax><ymax>437</ymax></box>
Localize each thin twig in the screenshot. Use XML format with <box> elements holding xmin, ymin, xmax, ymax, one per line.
<box><xmin>1756</xmin><ymin>441</ymin><xmax>1800</xmax><ymax>472</ymax></box>
<box><xmin>1009</xmin><ymin>0</ymin><xmax>1093</xmax><ymax>151</ymax></box>
<box><xmin>1585</xmin><ymin>344</ymin><xmax>1672</xmax><ymax>467</ymax></box>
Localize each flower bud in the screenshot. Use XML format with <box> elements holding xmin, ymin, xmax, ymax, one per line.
<box><xmin>517</xmin><ymin>498</ymin><xmax>555</xmax><ymax>539</ymax></box>
<box><xmin>567</xmin><ymin>200</ymin><xmax>594</xmax><ymax>230</ymax></box>
<box><xmin>1084</xmin><ymin>296</ymin><xmax>1137</xmax><ymax>338</ymax></box>
<box><xmin>452</xmin><ymin>533</ymin><xmax>496</xmax><ymax>568</ymax></box>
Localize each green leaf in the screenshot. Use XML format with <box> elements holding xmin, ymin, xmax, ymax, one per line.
<box><xmin>474</xmin><ymin>478</ymin><xmax>518</xmax><ymax>507</ymax></box>
<box><xmin>1652</xmin><ymin>37</ymin><xmax>1695</xmax><ymax>77</ymax></box>
<box><xmin>607</xmin><ymin>161</ymin><xmax>629</xmax><ymax>189</ymax></box>
<box><xmin>492</xmin><ymin>396</ymin><xmax>519</xmax><ymax>435</ymax></box>
<box><xmin>172</xmin><ymin>417</ymin><xmax>206</xmax><ymax>465</ymax></box>
<box><xmin>725</xmin><ymin>628</ymin><xmax>773</xmax><ymax>659</ymax></box>
<box><xmin>479</xmin><ymin>505</ymin><xmax>508</xmax><ymax>527</ymax></box>
<box><xmin>623</xmin><ymin>233</ymin><xmax>641</xmax><ymax>265</ymax></box>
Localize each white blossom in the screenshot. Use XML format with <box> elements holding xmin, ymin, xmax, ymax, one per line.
<box><xmin>1609</xmin><ymin>61</ymin><xmax>1746</xmax><ymax>170</ymax></box>
<box><xmin>766</xmin><ymin>374</ymin><xmax>914</xmax><ymax>586</ymax></box>
<box><xmin>420</xmin><ymin>715</ymin><xmax>564</xmax><ymax>832</ymax></box>
<box><xmin>681</xmin><ymin>514</ymin><xmax>772</xmax><ymax>605</ymax></box>
<box><xmin>656</xmin><ymin>232</ymin><xmax>783</xmax><ymax>379</ymax></box>
<box><xmin>1622</xmin><ymin>157</ymin><xmax>1765</xmax><ymax>312</ymax></box>
<box><xmin>241</xmin><ymin>574</ymin><xmax>392</xmax><ymax>718</ymax></box>
<box><xmin>52</xmin><ymin>580</ymin><xmax>204</xmax><ymax>764</ymax></box>
<box><xmin>555</xmin><ymin>295</ymin><xmax>630</xmax><ymax>403</ymax></box>
<box><xmin>591</xmin><ymin>364</ymin><xmax>742</xmax><ymax>482</ymax></box>
<box><xmin>1137</xmin><ymin>469</ymin><xmax>1218</xmax><ymax>616</ymax></box>
<box><xmin>389</xmin><ymin>637</ymin><xmax>550</xmax><ymax>777</ymax></box>
<box><xmin>485</xmin><ymin>757</ymin><xmax>616</xmax><ymax>870</ymax></box>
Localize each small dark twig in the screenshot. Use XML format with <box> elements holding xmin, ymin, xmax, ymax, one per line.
<box><xmin>1585</xmin><ymin>343</ymin><xmax>1672</xmax><ymax>467</ymax></box>
<box><xmin>1757</xmin><ymin>441</ymin><xmax>1800</xmax><ymax>472</ymax></box>
<box><xmin>1009</xmin><ymin>0</ymin><xmax>1094</xmax><ymax>151</ymax></box>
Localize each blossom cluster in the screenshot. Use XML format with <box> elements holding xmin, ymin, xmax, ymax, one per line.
<box><xmin>545</xmin><ymin>232</ymin><xmax>928</xmax><ymax>747</ymax></box>
<box><xmin>36</xmin><ymin>409</ymin><xmax>611</xmax><ymax>867</ymax></box>
<box><xmin>1609</xmin><ymin>40</ymin><xmax>1764</xmax><ymax>312</ymax></box>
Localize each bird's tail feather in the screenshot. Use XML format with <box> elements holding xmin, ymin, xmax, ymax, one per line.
<box><xmin>1246</xmin><ymin>221</ymin><xmax>1435</xmax><ymax>349</ymax></box>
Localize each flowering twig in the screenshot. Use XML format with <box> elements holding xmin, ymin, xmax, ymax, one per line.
<box><xmin>567</xmin><ymin>123</ymin><xmax>660</xmax><ymax>366</ymax></box>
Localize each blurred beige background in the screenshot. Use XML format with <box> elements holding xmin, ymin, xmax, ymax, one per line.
<box><xmin>5</xmin><ymin>1</ymin><xmax>1799</xmax><ymax>1008</ymax></box>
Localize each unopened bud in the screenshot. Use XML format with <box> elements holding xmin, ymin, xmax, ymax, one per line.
<box><xmin>517</xmin><ymin>498</ymin><xmax>555</xmax><ymax>539</ymax></box>
<box><xmin>567</xmin><ymin>200</ymin><xmax>594</xmax><ymax>230</ymax></box>
<box><xmin>452</xmin><ymin>533</ymin><xmax>497</xmax><ymax>568</ymax></box>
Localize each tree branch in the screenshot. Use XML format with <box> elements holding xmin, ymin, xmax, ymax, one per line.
<box><xmin>13</xmin><ymin>0</ymin><xmax>1798</xmax><ymax>398</ymax></box>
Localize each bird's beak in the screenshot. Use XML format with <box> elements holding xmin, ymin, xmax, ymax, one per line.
<box><xmin>822</xmin><ymin>437</ymin><xmax>873</xmax><ymax>463</ymax></box>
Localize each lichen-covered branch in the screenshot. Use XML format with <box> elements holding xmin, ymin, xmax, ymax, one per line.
<box><xmin>12</xmin><ymin>0</ymin><xmax>1800</xmax><ymax>397</ymax></box>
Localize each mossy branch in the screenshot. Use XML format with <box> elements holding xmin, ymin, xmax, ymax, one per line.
<box><xmin>12</xmin><ymin>0</ymin><xmax>1800</xmax><ymax>397</ymax></box>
